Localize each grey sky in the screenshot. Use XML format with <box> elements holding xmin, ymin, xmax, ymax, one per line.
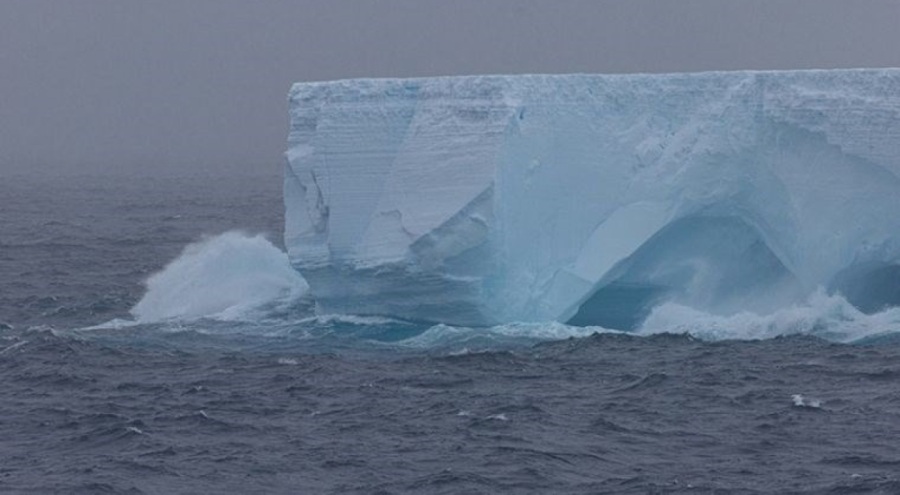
<box><xmin>2</xmin><ymin>0</ymin><xmax>899</xmax><ymax>176</ymax></box>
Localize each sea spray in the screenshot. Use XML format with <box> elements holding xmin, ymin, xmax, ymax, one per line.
<box><xmin>121</xmin><ymin>232</ymin><xmax>900</xmax><ymax>346</ymax></box>
<box><xmin>131</xmin><ymin>231</ymin><xmax>307</xmax><ymax>322</ymax></box>
<box><xmin>638</xmin><ymin>288</ymin><xmax>900</xmax><ymax>343</ymax></box>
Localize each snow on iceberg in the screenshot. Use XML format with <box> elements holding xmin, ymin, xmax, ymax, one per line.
<box><xmin>284</xmin><ymin>70</ymin><xmax>900</xmax><ymax>328</ymax></box>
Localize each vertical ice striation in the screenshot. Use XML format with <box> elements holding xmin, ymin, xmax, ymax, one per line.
<box><xmin>285</xmin><ymin>70</ymin><xmax>900</xmax><ymax>327</ymax></box>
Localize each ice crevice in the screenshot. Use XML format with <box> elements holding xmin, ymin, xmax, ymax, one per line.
<box><xmin>285</xmin><ymin>70</ymin><xmax>900</xmax><ymax>327</ymax></box>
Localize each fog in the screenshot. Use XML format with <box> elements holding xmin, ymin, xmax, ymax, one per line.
<box><xmin>2</xmin><ymin>0</ymin><xmax>898</xmax><ymax>176</ymax></box>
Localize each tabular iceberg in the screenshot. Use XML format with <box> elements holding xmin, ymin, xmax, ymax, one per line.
<box><xmin>285</xmin><ymin>70</ymin><xmax>900</xmax><ymax>328</ymax></box>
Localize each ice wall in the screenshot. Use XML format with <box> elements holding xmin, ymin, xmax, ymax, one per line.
<box><xmin>285</xmin><ymin>70</ymin><xmax>900</xmax><ymax>327</ymax></box>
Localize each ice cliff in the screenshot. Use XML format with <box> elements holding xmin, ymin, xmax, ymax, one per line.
<box><xmin>285</xmin><ymin>70</ymin><xmax>900</xmax><ymax>328</ymax></box>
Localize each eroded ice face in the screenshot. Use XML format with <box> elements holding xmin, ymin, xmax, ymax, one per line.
<box><xmin>285</xmin><ymin>70</ymin><xmax>900</xmax><ymax>327</ymax></box>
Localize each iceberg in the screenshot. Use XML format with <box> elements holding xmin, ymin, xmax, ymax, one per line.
<box><xmin>285</xmin><ymin>70</ymin><xmax>900</xmax><ymax>328</ymax></box>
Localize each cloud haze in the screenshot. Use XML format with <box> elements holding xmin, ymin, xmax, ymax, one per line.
<box><xmin>2</xmin><ymin>0</ymin><xmax>899</xmax><ymax>175</ymax></box>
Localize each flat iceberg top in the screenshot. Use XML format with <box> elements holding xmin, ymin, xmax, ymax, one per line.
<box><xmin>285</xmin><ymin>69</ymin><xmax>900</xmax><ymax>327</ymax></box>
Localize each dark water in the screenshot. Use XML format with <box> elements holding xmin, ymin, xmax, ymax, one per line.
<box><xmin>0</xmin><ymin>174</ymin><xmax>284</xmax><ymax>329</ymax></box>
<box><xmin>3</xmin><ymin>174</ymin><xmax>900</xmax><ymax>494</ymax></box>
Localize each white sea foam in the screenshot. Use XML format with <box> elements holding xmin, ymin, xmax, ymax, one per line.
<box><xmin>792</xmin><ymin>394</ymin><xmax>823</xmax><ymax>408</ymax></box>
<box><xmin>0</xmin><ymin>340</ymin><xmax>28</xmax><ymax>355</ymax></box>
<box><xmin>131</xmin><ymin>231</ymin><xmax>308</xmax><ymax>323</ymax></box>
<box><xmin>297</xmin><ymin>314</ymin><xmax>407</xmax><ymax>327</ymax></box>
<box><xmin>638</xmin><ymin>289</ymin><xmax>900</xmax><ymax>343</ymax></box>
<box><xmin>89</xmin><ymin>230</ymin><xmax>900</xmax><ymax>347</ymax></box>
<box><xmin>398</xmin><ymin>321</ymin><xmax>608</xmax><ymax>348</ymax></box>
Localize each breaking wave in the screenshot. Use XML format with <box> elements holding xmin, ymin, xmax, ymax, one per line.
<box><xmin>89</xmin><ymin>231</ymin><xmax>900</xmax><ymax>349</ymax></box>
<box><xmin>638</xmin><ymin>289</ymin><xmax>900</xmax><ymax>343</ymax></box>
<box><xmin>130</xmin><ymin>231</ymin><xmax>308</xmax><ymax>322</ymax></box>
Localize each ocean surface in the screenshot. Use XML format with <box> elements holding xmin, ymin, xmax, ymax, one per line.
<box><xmin>3</xmin><ymin>173</ymin><xmax>900</xmax><ymax>494</ymax></box>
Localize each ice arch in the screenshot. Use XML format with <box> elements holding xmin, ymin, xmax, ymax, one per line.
<box><xmin>285</xmin><ymin>70</ymin><xmax>900</xmax><ymax>326</ymax></box>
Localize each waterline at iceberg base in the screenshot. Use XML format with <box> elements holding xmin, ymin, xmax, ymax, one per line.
<box><xmin>285</xmin><ymin>70</ymin><xmax>900</xmax><ymax>328</ymax></box>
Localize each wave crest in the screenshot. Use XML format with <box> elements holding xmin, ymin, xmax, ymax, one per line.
<box><xmin>638</xmin><ymin>289</ymin><xmax>900</xmax><ymax>343</ymax></box>
<box><xmin>131</xmin><ymin>231</ymin><xmax>308</xmax><ymax>322</ymax></box>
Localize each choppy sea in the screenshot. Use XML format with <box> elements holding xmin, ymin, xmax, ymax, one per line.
<box><xmin>3</xmin><ymin>173</ymin><xmax>900</xmax><ymax>494</ymax></box>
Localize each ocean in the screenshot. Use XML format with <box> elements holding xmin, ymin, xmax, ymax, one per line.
<box><xmin>3</xmin><ymin>173</ymin><xmax>900</xmax><ymax>494</ymax></box>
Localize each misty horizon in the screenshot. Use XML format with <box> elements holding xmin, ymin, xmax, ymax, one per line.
<box><xmin>2</xmin><ymin>0</ymin><xmax>899</xmax><ymax>176</ymax></box>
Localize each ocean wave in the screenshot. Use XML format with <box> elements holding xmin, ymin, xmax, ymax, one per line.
<box><xmin>85</xmin><ymin>232</ymin><xmax>900</xmax><ymax>349</ymax></box>
<box><xmin>638</xmin><ymin>289</ymin><xmax>900</xmax><ymax>343</ymax></box>
<box><xmin>130</xmin><ymin>231</ymin><xmax>308</xmax><ymax>323</ymax></box>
